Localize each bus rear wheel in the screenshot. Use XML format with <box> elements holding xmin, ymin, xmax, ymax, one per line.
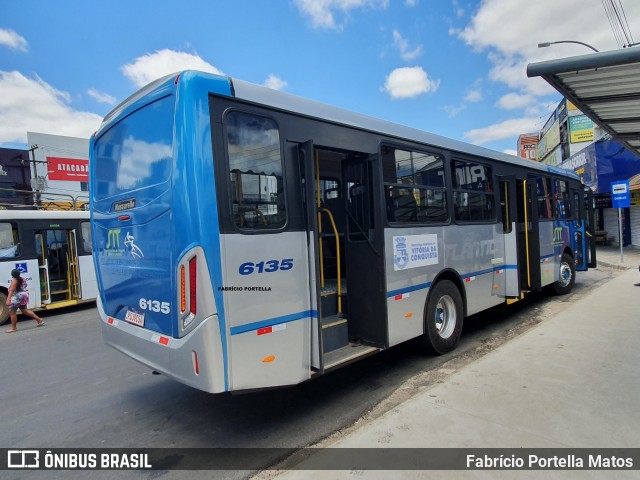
<box><xmin>0</xmin><ymin>292</ymin><xmax>9</xmax><ymax>325</ymax></box>
<box><xmin>553</xmin><ymin>252</ymin><xmax>575</xmax><ymax>295</ymax></box>
<box><xmin>424</xmin><ymin>280</ymin><xmax>463</xmax><ymax>354</ymax></box>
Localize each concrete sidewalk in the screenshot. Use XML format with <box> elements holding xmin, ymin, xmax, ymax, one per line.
<box><xmin>271</xmin><ymin>247</ymin><xmax>640</xmax><ymax>479</ymax></box>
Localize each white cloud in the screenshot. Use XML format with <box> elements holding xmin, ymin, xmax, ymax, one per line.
<box><xmin>406</xmin><ymin>0</ymin><xmax>418</xmax><ymax>6</ymax></box>
<box><xmin>0</xmin><ymin>71</ymin><xmax>102</xmax><ymax>143</ymax></box>
<box><xmin>441</xmin><ymin>104</ymin><xmax>466</xmax><ymax>118</ymax></box>
<box><xmin>294</xmin><ymin>0</ymin><xmax>389</xmax><ymax>30</ymax></box>
<box><xmin>503</xmin><ymin>149</ymin><xmax>518</xmax><ymax>156</ymax></box>
<box><xmin>452</xmin><ymin>0</ymin><xmax>464</xmax><ymax>17</ymax></box>
<box><xmin>87</xmin><ymin>88</ymin><xmax>117</xmax><ymax>105</ymax></box>
<box><xmin>0</xmin><ymin>28</ymin><xmax>28</xmax><ymax>52</ymax></box>
<box><xmin>496</xmin><ymin>92</ymin><xmax>535</xmax><ymax>110</ymax></box>
<box><xmin>464</xmin><ymin>87</ymin><xmax>482</xmax><ymax>102</ymax></box>
<box><xmin>464</xmin><ymin>117</ymin><xmax>542</xmax><ymax>145</ymax></box>
<box><xmin>455</xmin><ymin>0</ymin><xmax>640</xmax><ymax>96</ymax></box>
<box><xmin>393</xmin><ymin>30</ymin><xmax>423</xmax><ymax>61</ymax></box>
<box><xmin>263</xmin><ymin>74</ymin><xmax>288</xmax><ymax>91</ymax></box>
<box><xmin>383</xmin><ymin>66</ymin><xmax>439</xmax><ymax>99</ymax></box>
<box><xmin>121</xmin><ymin>49</ymin><xmax>223</xmax><ymax>88</ymax></box>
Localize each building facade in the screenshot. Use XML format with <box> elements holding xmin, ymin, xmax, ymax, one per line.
<box><xmin>26</xmin><ymin>132</ymin><xmax>89</xmax><ymax>210</ymax></box>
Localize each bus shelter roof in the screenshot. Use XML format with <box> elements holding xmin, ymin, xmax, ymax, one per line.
<box><xmin>527</xmin><ymin>46</ymin><xmax>640</xmax><ymax>157</ymax></box>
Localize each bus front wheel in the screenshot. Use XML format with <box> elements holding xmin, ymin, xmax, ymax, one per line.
<box><xmin>0</xmin><ymin>292</ymin><xmax>9</xmax><ymax>325</ymax></box>
<box><xmin>553</xmin><ymin>252</ymin><xmax>575</xmax><ymax>295</ymax></box>
<box><xmin>423</xmin><ymin>280</ymin><xmax>463</xmax><ymax>354</ymax></box>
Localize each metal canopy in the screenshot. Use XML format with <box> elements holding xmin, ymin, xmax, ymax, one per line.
<box><xmin>527</xmin><ymin>47</ymin><xmax>640</xmax><ymax>156</ymax></box>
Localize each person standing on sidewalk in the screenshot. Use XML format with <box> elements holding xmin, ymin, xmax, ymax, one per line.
<box><xmin>5</xmin><ymin>269</ymin><xmax>44</xmax><ymax>333</ymax></box>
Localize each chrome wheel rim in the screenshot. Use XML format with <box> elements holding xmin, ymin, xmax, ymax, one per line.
<box><xmin>559</xmin><ymin>261</ymin><xmax>572</xmax><ymax>287</ymax></box>
<box><xmin>435</xmin><ymin>295</ymin><xmax>456</xmax><ymax>339</ymax></box>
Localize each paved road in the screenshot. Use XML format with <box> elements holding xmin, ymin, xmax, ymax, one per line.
<box><xmin>0</xmin><ymin>267</ymin><xmax>617</xmax><ymax>480</ymax></box>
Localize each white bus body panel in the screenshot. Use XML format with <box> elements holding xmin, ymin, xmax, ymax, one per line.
<box><xmin>504</xmin><ymin>224</ymin><xmax>520</xmax><ymax>297</ymax></box>
<box><xmin>385</xmin><ymin>224</ymin><xmax>506</xmax><ymax>347</ymax></box>
<box><xmin>78</xmin><ymin>254</ymin><xmax>99</xmax><ymax>300</ymax></box>
<box><xmin>1</xmin><ymin>259</ymin><xmax>41</xmax><ymax>309</ymax></box>
<box><xmin>539</xmin><ymin>222</ymin><xmax>557</xmax><ymax>287</ymax></box>
<box><xmin>219</xmin><ymin>231</ymin><xmax>312</xmax><ymax>391</ymax></box>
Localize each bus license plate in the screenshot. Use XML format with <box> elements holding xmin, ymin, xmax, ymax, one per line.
<box><xmin>124</xmin><ymin>308</ymin><xmax>145</xmax><ymax>327</ymax></box>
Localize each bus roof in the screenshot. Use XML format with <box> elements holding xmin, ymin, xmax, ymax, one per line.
<box><xmin>99</xmin><ymin>70</ymin><xmax>579</xmax><ymax>181</ymax></box>
<box><xmin>0</xmin><ymin>210</ymin><xmax>90</xmax><ymax>221</ymax></box>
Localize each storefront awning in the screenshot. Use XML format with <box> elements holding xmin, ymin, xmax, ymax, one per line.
<box><xmin>527</xmin><ymin>47</ymin><xmax>640</xmax><ymax>157</ymax></box>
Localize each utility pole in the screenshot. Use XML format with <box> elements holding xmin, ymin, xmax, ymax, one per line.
<box><xmin>28</xmin><ymin>144</ymin><xmax>44</xmax><ymax>207</ymax></box>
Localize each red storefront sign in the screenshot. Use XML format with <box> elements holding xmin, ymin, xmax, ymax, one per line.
<box><xmin>47</xmin><ymin>157</ymin><xmax>89</xmax><ymax>181</ymax></box>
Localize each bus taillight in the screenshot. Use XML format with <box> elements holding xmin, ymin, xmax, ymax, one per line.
<box><xmin>189</xmin><ymin>256</ymin><xmax>197</xmax><ymax>315</ymax></box>
<box><xmin>180</xmin><ymin>265</ymin><xmax>186</xmax><ymax>313</ymax></box>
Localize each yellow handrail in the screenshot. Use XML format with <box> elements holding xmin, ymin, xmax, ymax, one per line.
<box><xmin>320</xmin><ymin>208</ymin><xmax>342</xmax><ymax>313</ymax></box>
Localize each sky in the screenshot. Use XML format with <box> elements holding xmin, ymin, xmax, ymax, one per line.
<box><xmin>1</xmin><ymin>0</ymin><xmax>639</xmax><ymax>156</ymax></box>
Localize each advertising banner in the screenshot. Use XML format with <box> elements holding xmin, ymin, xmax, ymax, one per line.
<box><xmin>569</xmin><ymin>116</ymin><xmax>595</xmax><ymax>143</ymax></box>
<box><xmin>47</xmin><ymin>157</ymin><xmax>89</xmax><ymax>181</ymax></box>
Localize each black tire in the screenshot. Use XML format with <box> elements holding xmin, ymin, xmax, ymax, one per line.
<box><xmin>553</xmin><ymin>252</ymin><xmax>575</xmax><ymax>295</ymax></box>
<box><xmin>0</xmin><ymin>292</ymin><xmax>9</xmax><ymax>326</ymax></box>
<box><xmin>424</xmin><ymin>280</ymin><xmax>463</xmax><ymax>354</ymax></box>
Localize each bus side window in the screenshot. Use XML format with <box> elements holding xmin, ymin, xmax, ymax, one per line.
<box><xmin>451</xmin><ymin>160</ymin><xmax>495</xmax><ymax>223</ymax></box>
<box><xmin>225</xmin><ymin>111</ymin><xmax>286</xmax><ymax>230</ymax></box>
<box><xmin>0</xmin><ymin>222</ymin><xmax>19</xmax><ymax>257</ymax></box>
<box><xmin>555</xmin><ymin>179</ymin><xmax>571</xmax><ymax>219</ymax></box>
<box><xmin>499</xmin><ymin>180</ymin><xmax>512</xmax><ymax>234</ymax></box>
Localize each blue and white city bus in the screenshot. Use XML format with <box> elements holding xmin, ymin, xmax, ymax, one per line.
<box><xmin>89</xmin><ymin>71</ymin><xmax>596</xmax><ymax>394</ymax></box>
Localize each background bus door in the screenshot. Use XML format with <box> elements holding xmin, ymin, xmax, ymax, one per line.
<box><xmin>35</xmin><ymin>229</ymin><xmax>81</xmax><ymax>305</ymax></box>
<box><xmin>570</xmin><ymin>187</ymin><xmax>593</xmax><ymax>271</ymax></box>
<box><xmin>516</xmin><ymin>177</ymin><xmax>541</xmax><ymax>291</ymax></box>
<box><xmin>499</xmin><ymin>176</ymin><xmax>520</xmax><ymax>298</ymax></box>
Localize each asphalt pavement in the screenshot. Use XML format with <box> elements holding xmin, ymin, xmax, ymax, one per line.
<box><xmin>269</xmin><ymin>246</ymin><xmax>640</xmax><ymax>479</ymax></box>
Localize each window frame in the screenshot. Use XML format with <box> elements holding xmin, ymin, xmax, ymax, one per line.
<box><xmin>450</xmin><ymin>158</ymin><xmax>496</xmax><ymax>224</ymax></box>
<box><xmin>222</xmin><ymin>108</ymin><xmax>288</xmax><ymax>233</ymax></box>
<box><xmin>381</xmin><ymin>144</ymin><xmax>449</xmax><ymax>225</ymax></box>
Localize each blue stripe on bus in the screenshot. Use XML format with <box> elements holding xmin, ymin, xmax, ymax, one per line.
<box><xmin>230</xmin><ymin>310</ymin><xmax>318</xmax><ymax>336</ymax></box>
<box><xmin>385</xmin><ymin>264</ymin><xmax>518</xmax><ymax>298</ymax></box>
<box><xmin>387</xmin><ymin>282</ymin><xmax>432</xmax><ymax>298</ymax></box>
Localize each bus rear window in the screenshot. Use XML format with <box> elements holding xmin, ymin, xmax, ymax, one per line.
<box><xmin>93</xmin><ymin>95</ymin><xmax>174</xmax><ymax>199</ymax></box>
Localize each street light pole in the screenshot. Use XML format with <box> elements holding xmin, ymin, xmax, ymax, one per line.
<box><xmin>538</xmin><ymin>40</ymin><xmax>599</xmax><ymax>53</ymax></box>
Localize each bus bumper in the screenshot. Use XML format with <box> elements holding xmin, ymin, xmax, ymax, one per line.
<box><xmin>97</xmin><ymin>298</ymin><xmax>227</xmax><ymax>394</ymax></box>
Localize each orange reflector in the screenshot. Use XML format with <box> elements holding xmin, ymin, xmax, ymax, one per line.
<box><xmin>108</xmin><ymin>317</ymin><xmax>114</xmax><ymax>325</ymax></box>
<box><xmin>192</xmin><ymin>351</ymin><xmax>200</xmax><ymax>375</ymax></box>
<box><xmin>159</xmin><ymin>336</ymin><xmax>169</xmax><ymax>346</ymax></box>
<box><xmin>262</xmin><ymin>355</ymin><xmax>275</xmax><ymax>363</ymax></box>
<box><xmin>404</xmin><ymin>312</ymin><xmax>413</xmax><ymax>318</ymax></box>
<box><xmin>180</xmin><ymin>265</ymin><xmax>186</xmax><ymax>313</ymax></box>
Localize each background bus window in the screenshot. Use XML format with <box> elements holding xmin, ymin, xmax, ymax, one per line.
<box><xmin>225</xmin><ymin>111</ymin><xmax>286</xmax><ymax>230</ymax></box>
<box><xmin>451</xmin><ymin>160</ymin><xmax>495</xmax><ymax>222</ymax></box>
<box><xmin>0</xmin><ymin>223</ymin><xmax>19</xmax><ymax>257</ymax></box>
<box><xmin>382</xmin><ymin>147</ymin><xmax>447</xmax><ymax>223</ymax></box>
<box><xmin>81</xmin><ymin>221</ymin><xmax>92</xmax><ymax>254</ymax></box>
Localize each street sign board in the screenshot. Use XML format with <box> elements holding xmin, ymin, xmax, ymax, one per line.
<box><xmin>611</xmin><ymin>181</ymin><xmax>631</xmax><ymax>208</ymax></box>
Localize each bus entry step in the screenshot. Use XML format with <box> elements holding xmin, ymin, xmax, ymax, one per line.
<box><xmin>321</xmin><ymin>315</ymin><xmax>348</xmax><ymax>353</ymax></box>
